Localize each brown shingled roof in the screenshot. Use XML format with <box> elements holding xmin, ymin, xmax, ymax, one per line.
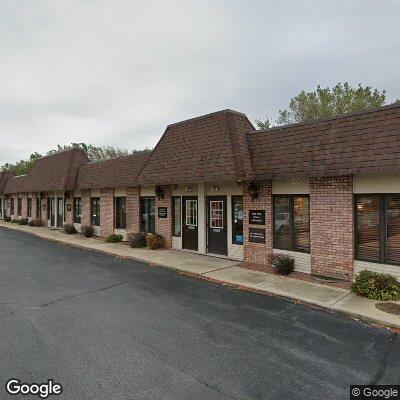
<box><xmin>136</xmin><ymin>109</ymin><xmax>254</xmax><ymax>185</ymax></box>
<box><xmin>77</xmin><ymin>152</ymin><xmax>150</xmax><ymax>189</ymax></box>
<box><xmin>3</xmin><ymin>175</ymin><xmax>26</xmax><ymax>194</ymax></box>
<box><xmin>247</xmin><ymin>103</ymin><xmax>400</xmax><ymax>179</ymax></box>
<box><xmin>20</xmin><ymin>148</ymin><xmax>89</xmax><ymax>193</ymax></box>
<box><xmin>0</xmin><ymin>170</ymin><xmax>14</xmax><ymax>194</ymax></box>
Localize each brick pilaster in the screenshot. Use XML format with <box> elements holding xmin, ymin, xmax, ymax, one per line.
<box><xmin>81</xmin><ymin>189</ymin><xmax>91</xmax><ymax>226</ymax></box>
<box><xmin>243</xmin><ymin>180</ymin><xmax>273</xmax><ymax>269</ymax></box>
<box><xmin>21</xmin><ymin>194</ymin><xmax>28</xmax><ymax>218</ymax></box>
<box><xmin>126</xmin><ymin>188</ymin><xmax>140</xmax><ymax>233</ymax></box>
<box><xmin>155</xmin><ymin>185</ymin><xmax>172</xmax><ymax>248</ymax></box>
<box><xmin>310</xmin><ymin>176</ymin><xmax>354</xmax><ymax>280</ymax></box>
<box><xmin>100</xmin><ymin>188</ymin><xmax>114</xmax><ymax>237</ymax></box>
<box><xmin>31</xmin><ymin>195</ymin><xmax>37</xmax><ymax>219</ymax></box>
<box><xmin>65</xmin><ymin>192</ymin><xmax>74</xmax><ymax>225</ymax></box>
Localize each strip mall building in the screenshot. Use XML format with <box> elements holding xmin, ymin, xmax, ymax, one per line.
<box><xmin>1</xmin><ymin>105</ymin><xmax>400</xmax><ymax>281</ymax></box>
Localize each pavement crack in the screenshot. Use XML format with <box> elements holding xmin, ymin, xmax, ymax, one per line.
<box><xmin>369</xmin><ymin>332</ymin><xmax>398</xmax><ymax>385</ymax></box>
<box><xmin>0</xmin><ymin>282</ymin><xmax>129</xmax><ymax>320</ymax></box>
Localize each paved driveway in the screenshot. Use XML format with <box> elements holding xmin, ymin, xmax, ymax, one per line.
<box><xmin>0</xmin><ymin>228</ymin><xmax>399</xmax><ymax>399</ymax></box>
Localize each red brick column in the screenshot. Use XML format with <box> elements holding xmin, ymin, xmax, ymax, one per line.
<box><xmin>155</xmin><ymin>185</ymin><xmax>172</xmax><ymax>248</ymax></box>
<box><xmin>126</xmin><ymin>188</ymin><xmax>140</xmax><ymax>234</ymax></box>
<box><xmin>100</xmin><ymin>188</ymin><xmax>114</xmax><ymax>237</ymax></box>
<box><xmin>310</xmin><ymin>176</ymin><xmax>354</xmax><ymax>280</ymax></box>
<box><xmin>243</xmin><ymin>180</ymin><xmax>273</xmax><ymax>270</ymax></box>
<box><xmin>31</xmin><ymin>195</ymin><xmax>37</xmax><ymax>219</ymax></box>
<box><xmin>21</xmin><ymin>194</ymin><xmax>28</xmax><ymax>218</ymax></box>
<box><xmin>65</xmin><ymin>192</ymin><xmax>74</xmax><ymax>225</ymax></box>
<box><xmin>81</xmin><ymin>189</ymin><xmax>91</xmax><ymax>226</ymax></box>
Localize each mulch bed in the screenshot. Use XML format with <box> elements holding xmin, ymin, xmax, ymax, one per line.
<box><xmin>238</xmin><ymin>262</ymin><xmax>351</xmax><ymax>290</ymax></box>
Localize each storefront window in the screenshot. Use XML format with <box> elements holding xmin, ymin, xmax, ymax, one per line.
<box><xmin>17</xmin><ymin>198</ymin><xmax>22</xmax><ymax>216</ymax></box>
<box><xmin>172</xmin><ymin>197</ymin><xmax>181</xmax><ymax>236</ymax></box>
<box><xmin>27</xmin><ymin>198</ymin><xmax>32</xmax><ymax>217</ymax></box>
<box><xmin>74</xmin><ymin>197</ymin><xmax>81</xmax><ymax>223</ymax></box>
<box><xmin>36</xmin><ymin>197</ymin><xmax>42</xmax><ymax>218</ymax></box>
<box><xmin>140</xmin><ymin>197</ymin><xmax>155</xmax><ymax>233</ymax></box>
<box><xmin>10</xmin><ymin>198</ymin><xmax>14</xmax><ymax>215</ymax></box>
<box><xmin>273</xmin><ymin>195</ymin><xmax>310</xmax><ymax>253</ymax></box>
<box><xmin>185</xmin><ymin>200</ymin><xmax>197</xmax><ymax>226</ymax></box>
<box><xmin>91</xmin><ymin>197</ymin><xmax>100</xmax><ymax>226</ymax></box>
<box><xmin>232</xmin><ymin>196</ymin><xmax>243</xmax><ymax>245</ymax></box>
<box><xmin>114</xmin><ymin>197</ymin><xmax>126</xmax><ymax>229</ymax></box>
<box><xmin>210</xmin><ymin>201</ymin><xmax>223</xmax><ymax>228</ymax></box>
<box><xmin>356</xmin><ymin>194</ymin><xmax>400</xmax><ymax>265</ymax></box>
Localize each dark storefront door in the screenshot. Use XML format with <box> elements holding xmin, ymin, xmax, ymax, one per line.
<box><xmin>182</xmin><ymin>196</ymin><xmax>198</xmax><ymax>251</ymax></box>
<box><xmin>140</xmin><ymin>197</ymin><xmax>155</xmax><ymax>233</ymax></box>
<box><xmin>48</xmin><ymin>197</ymin><xmax>55</xmax><ymax>226</ymax></box>
<box><xmin>57</xmin><ymin>197</ymin><xmax>64</xmax><ymax>228</ymax></box>
<box><xmin>207</xmin><ymin>196</ymin><xmax>227</xmax><ymax>256</ymax></box>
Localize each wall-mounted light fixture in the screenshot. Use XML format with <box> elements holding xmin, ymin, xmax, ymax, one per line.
<box><xmin>155</xmin><ymin>186</ymin><xmax>165</xmax><ymax>200</ymax></box>
<box><xmin>186</xmin><ymin>186</ymin><xmax>193</xmax><ymax>192</ymax></box>
<box><xmin>247</xmin><ymin>181</ymin><xmax>259</xmax><ymax>201</ymax></box>
<box><xmin>64</xmin><ymin>190</ymin><xmax>71</xmax><ymax>200</ymax></box>
<box><xmin>211</xmin><ymin>185</ymin><xmax>219</xmax><ymax>192</ymax></box>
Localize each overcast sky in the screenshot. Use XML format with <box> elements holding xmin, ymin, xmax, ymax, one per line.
<box><xmin>0</xmin><ymin>0</ymin><xmax>399</xmax><ymax>165</ymax></box>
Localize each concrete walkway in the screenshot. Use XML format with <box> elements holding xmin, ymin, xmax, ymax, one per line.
<box><xmin>1</xmin><ymin>220</ymin><xmax>399</xmax><ymax>329</ymax></box>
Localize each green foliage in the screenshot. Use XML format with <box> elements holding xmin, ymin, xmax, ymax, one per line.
<box><xmin>1</xmin><ymin>144</ymin><xmax>152</xmax><ymax>176</ymax></box>
<box><xmin>351</xmin><ymin>269</ymin><xmax>400</xmax><ymax>301</ymax></box>
<box><xmin>64</xmin><ymin>223</ymin><xmax>77</xmax><ymax>234</ymax></box>
<box><xmin>11</xmin><ymin>219</ymin><xmax>19</xmax><ymax>223</ymax></box>
<box><xmin>81</xmin><ymin>225</ymin><xmax>95</xmax><ymax>238</ymax></box>
<box><xmin>18</xmin><ymin>218</ymin><xmax>29</xmax><ymax>225</ymax></box>
<box><xmin>105</xmin><ymin>234</ymin><xmax>123</xmax><ymax>243</ymax></box>
<box><xmin>3</xmin><ymin>216</ymin><xmax>11</xmax><ymax>222</ymax></box>
<box><xmin>127</xmin><ymin>232</ymin><xmax>148</xmax><ymax>248</ymax></box>
<box><xmin>271</xmin><ymin>253</ymin><xmax>295</xmax><ymax>276</ymax></box>
<box><xmin>256</xmin><ymin>82</ymin><xmax>393</xmax><ymax>129</ymax></box>
<box><xmin>146</xmin><ymin>233</ymin><xmax>165</xmax><ymax>250</ymax></box>
<box><xmin>254</xmin><ymin>116</ymin><xmax>271</xmax><ymax>130</ymax></box>
<box><xmin>28</xmin><ymin>219</ymin><xmax>36</xmax><ymax>226</ymax></box>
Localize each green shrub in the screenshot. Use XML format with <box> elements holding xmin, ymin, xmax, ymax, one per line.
<box><xmin>33</xmin><ymin>218</ymin><xmax>44</xmax><ymax>227</ymax></box>
<box><xmin>18</xmin><ymin>218</ymin><xmax>29</xmax><ymax>225</ymax></box>
<box><xmin>11</xmin><ymin>219</ymin><xmax>19</xmax><ymax>223</ymax></box>
<box><xmin>64</xmin><ymin>223</ymin><xmax>77</xmax><ymax>234</ymax></box>
<box><xmin>3</xmin><ymin>216</ymin><xmax>11</xmax><ymax>222</ymax></box>
<box><xmin>351</xmin><ymin>269</ymin><xmax>400</xmax><ymax>301</ymax></box>
<box><xmin>127</xmin><ymin>232</ymin><xmax>148</xmax><ymax>248</ymax></box>
<box><xmin>271</xmin><ymin>253</ymin><xmax>295</xmax><ymax>276</ymax></box>
<box><xmin>147</xmin><ymin>233</ymin><xmax>165</xmax><ymax>250</ymax></box>
<box><xmin>81</xmin><ymin>225</ymin><xmax>95</xmax><ymax>238</ymax></box>
<box><xmin>28</xmin><ymin>219</ymin><xmax>36</xmax><ymax>227</ymax></box>
<box><xmin>106</xmin><ymin>234</ymin><xmax>123</xmax><ymax>243</ymax></box>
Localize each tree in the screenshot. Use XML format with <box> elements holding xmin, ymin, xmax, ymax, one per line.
<box><xmin>1</xmin><ymin>144</ymin><xmax>152</xmax><ymax>175</ymax></box>
<box><xmin>255</xmin><ymin>82</ymin><xmax>393</xmax><ymax>129</ymax></box>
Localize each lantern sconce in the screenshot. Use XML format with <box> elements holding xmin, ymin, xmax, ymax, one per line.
<box><xmin>248</xmin><ymin>181</ymin><xmax>259</xmax><ymax>201</ymax></box>
<box><xmin>155</xmin><ymin>186</ymin><xmax>165</xmax><ymax>200</ymax></box>
<box><xmin>64</xmin><ymin>190</ymin><xmax>71</xmax><ymax>200</ymax></box>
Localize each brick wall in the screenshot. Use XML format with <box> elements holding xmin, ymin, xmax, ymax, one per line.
<box><xmin>31</xmin><ymin>195</ymin><xmax>37</xmax><ymax>219</ymax></box>
<box><xmin>155</xmin><ymin>185</ymin><xmax>172</xmax><ymax>248</ymax></box>
<box><xmin>243</xmin><ymin>180</ymin><xmax>273</xmax><ymax>269</ymax></box>
<box><xmin>100</xmin><ymin>188</ymin><xmax>114</xmax><ymax>237</ymax></box>
<box><xmin>81</xmin><ymin>189</ymin><xmax>91</xmax><ymax>226</ymax></box>
<box><xmin>21</xmin><ymin>194</ymin><xmax>28</xmax><ymax>218</ymax></box>
<box><xmin>65</xmin><ymin>192</ymin><xmax>74</xmax><ymax>225</ymax></box>
<box><xmin>126</xmin><ymin>188</ymin><xmax>140</xmax><ymax>234</ymax></box>
<box><xmin>310</xmin><ymin>176</ymin><xmax>354</xmax><ymax>280</ymax></box>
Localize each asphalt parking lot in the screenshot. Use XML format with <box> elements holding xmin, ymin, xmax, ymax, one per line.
<box><xmin>0</xmin><ymin>227</ymin><xmax>399</xmax><ymax>399</ymax></box>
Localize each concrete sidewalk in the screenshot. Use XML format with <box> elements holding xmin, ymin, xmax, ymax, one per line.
<box><xmin>1</xmin><ymin>221</ymin><xmax>399</xmax><ymax>329</ymax></box>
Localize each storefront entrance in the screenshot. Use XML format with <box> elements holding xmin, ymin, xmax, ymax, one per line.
<box><xmin>207</xmin><ymin>196</ymin><xmax>227</xmax><ymax>256</ymax></box>
<box><xmin>182</xmin><ymin>196</ymin><xmax>198</xmax><ymax>251</ymax></box>
<box><xmin>47</xmin><ymin>197</ymin><xmax>55</xmax><ymax>226</ymax></box>
<box><xmin>57</xmin><ymin>197</ymin><xmax>64</xmax><ymax>228</ymax></box>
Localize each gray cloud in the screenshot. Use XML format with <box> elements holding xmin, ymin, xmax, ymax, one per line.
<box><xmin>0</xmin><ymin>0</ymin><xmax>399</xmax><ymax>164</ymax></box>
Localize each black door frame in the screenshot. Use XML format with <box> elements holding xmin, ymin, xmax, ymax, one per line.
<box><xmin>182</xmin><ymin>196</ymin><xmax>198</xmax><ymax>251</ymax></box>
<box><xmin>206</xmin><ymin>195</ymin><xmax>228</xmax><ymax>256</ymax></box>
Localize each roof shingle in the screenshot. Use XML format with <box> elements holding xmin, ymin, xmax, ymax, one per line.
<box><xmin>136</xmin><ymin>109</ymin><xmax>254</xmax><ymax>185</ymax></box>
<box><xmin>247</xmin><ymin>103</ymin><xmax>400</xmax><ymax>179</ymax></box>
<box><xmin>77</xmin><ymin>153</ymin><xmax>150</xmax><ymax>189</ymax></box>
